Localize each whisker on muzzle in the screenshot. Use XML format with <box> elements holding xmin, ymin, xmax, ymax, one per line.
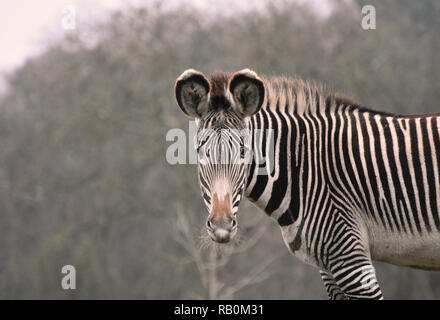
<box><xmin>198</xmin><ymin>225</ymin><xmax>242</xmax><ymax>252</ymax></box>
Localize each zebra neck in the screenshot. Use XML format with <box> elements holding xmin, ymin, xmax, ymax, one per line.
<box><xmin>244</xmin><ymin>106</ymin><xmax>304</xmax><ymax>225</ymax></box>
<box><xmin>242</xmin><ymin>77</ymin><xmax>333</xmax><ymax>224</ymax></box>
<box><xmin>242</xmin><ymin>87</ymin><xmax>388</xmax><ymax>227</ymax></box>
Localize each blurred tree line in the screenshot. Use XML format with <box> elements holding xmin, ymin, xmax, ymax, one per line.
<box><xmin>0</xmin><ymin>0</ymin><xmax>439</xmax><ymax>299</ymax></box>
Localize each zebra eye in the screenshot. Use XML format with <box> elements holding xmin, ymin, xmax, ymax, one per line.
<box><xmin>240</xmin><ymin>142</ymin><xmax>246</xmax><ymax>159</ymax></box>
<box><xmin>197</xmin><ymin>137</ymin><xmax>209</xmax><ymax>152</ymax></box>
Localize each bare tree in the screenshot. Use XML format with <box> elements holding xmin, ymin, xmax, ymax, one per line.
<box><xmin>170</xmin><ymin>206</ymin><xmax>282</xmax><ymax>299</ymax></box>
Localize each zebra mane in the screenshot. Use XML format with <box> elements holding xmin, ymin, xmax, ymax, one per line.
<box><xmin>208</xmin><ymin>71</ymin><xmax>398</xmax><ymax>118</ymax></box>
<box><xmin>261</xmin><ymin>75</ymin><xmax>397</xmax><ymax>117</ymax></box>
<box><xmin>262</xmin><ymin>75</ymin><xmax>325</xmax><ymax>115</ymax></box>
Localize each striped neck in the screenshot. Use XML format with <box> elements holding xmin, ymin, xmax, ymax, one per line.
<box><xmin>243</xmin><ymin>76</ymin><xmax>395</xmax><ymax>225</ymax></box>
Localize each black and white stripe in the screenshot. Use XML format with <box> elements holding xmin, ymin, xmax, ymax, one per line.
<box><xmin>242</xmin><ymin>77</ymin><xmax>440</xmax><ymax>299</ymax></box>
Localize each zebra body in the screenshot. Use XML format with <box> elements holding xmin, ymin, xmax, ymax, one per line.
<box><xmin>247</xmin><ymin>81</ymin><xmax>440</xmax><ymax>270</ymax></box>
<box><xmin>174</xmin><ymin>69</ymin><xmax>440</xmax><ymax>299</ymax></box>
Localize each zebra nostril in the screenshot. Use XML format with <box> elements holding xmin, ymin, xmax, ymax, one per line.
<box><xmin>207</xmin><ymin>219</ymin><xmax>213</xmax><ymax>230</ymax></box>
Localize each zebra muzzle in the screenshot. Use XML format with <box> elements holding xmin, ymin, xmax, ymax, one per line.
<box><xmin>206</xmin><ymin>216</ymin><xmax>237</xmax><ymax>243</ymax></box>
<box><xmin>207</xmin><ymin>193</ymin><xmax>237</xmax><ymax>243</ymax></box>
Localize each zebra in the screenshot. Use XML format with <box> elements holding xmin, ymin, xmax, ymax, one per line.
<box><xmin>173</xmin><ymin>68</ymin><xmax>440</xmax><ymax>299</ymax></box>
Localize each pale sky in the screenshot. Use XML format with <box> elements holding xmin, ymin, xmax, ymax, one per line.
<box><xmin>0</xmin><ymin>0</ymin><xmax>129</xmax><ymax>73</ymax></box>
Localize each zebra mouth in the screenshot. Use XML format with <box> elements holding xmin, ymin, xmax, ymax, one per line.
<box><xmin>207</xmin><ymin>227</ymin><xmax>236</xmax><ymax>243</ymax></box>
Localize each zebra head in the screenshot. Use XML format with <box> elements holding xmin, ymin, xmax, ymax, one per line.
<box><xmin>175</xmin><ymin>69</ymin><xmax>265</xmax><ymax>243</ymax></box>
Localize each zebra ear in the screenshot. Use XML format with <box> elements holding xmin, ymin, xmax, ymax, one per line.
<box><xmin>229</xmin><ymin>69</ymin><xmax>265</xmax><ymax>117</ymax></box>
<box><xmin>175</xmin><ymin>69</ymin><xmax>211</xmax><ymax>118</ymax></box>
